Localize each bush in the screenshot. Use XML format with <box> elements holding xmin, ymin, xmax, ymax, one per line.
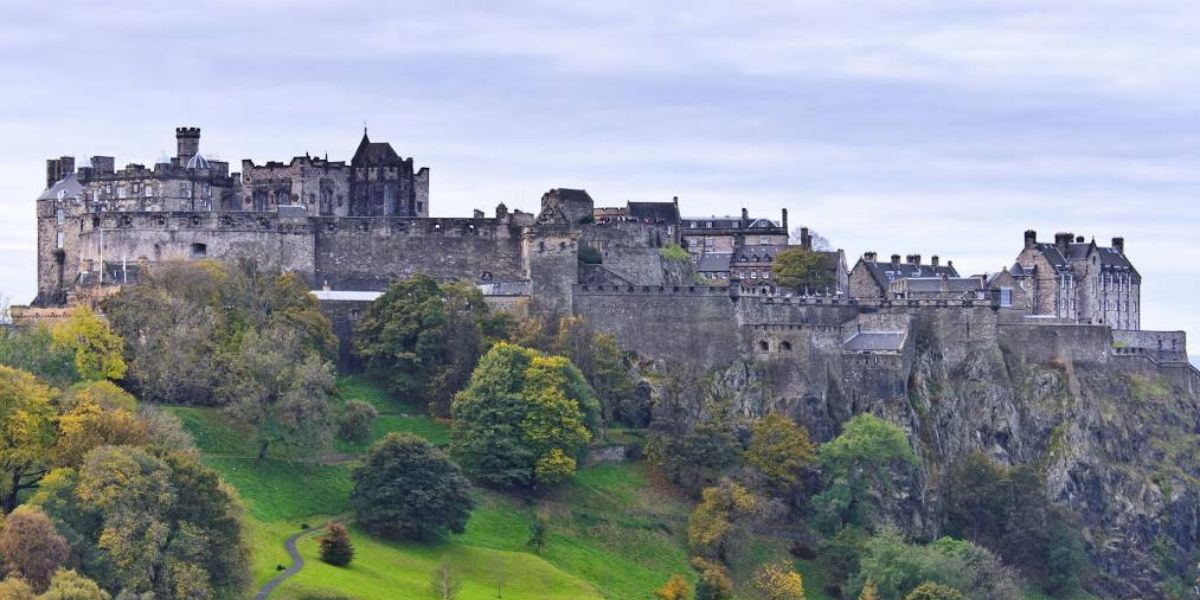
<box><xmin>338</xmin><ymin>399</ymin><xmax>378</xmax><ymax>443</ymax></box>
<box><xmin>318</xmin><ymin>523</ymin><xmax>355</xmax><ymax>567</ymax></box>
<box><xmin>660</xmin><ymin>243</ymin><xmax>690</xmax><ymax>262</ymax></box>
<box><xmin>352</xmin><ymin>433</ymin><xmax>474</xmax><ymax>540</ymax></box>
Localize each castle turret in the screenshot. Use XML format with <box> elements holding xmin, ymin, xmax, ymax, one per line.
<box><xmin>176</xmin><ymin>127</ymin><xmax>201</xmax><ymax>161</ymax></box>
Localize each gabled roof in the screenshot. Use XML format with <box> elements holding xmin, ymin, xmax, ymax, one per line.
<box><xmin>627</xmin><ymin>201</ymin><xmax>679</xmax><ymax>224</ymax></box>
<box><xmin>351</xmin><ymin>131</ymin><xmax>402</xmax><ymax>166</ymax></box>
<box><xmin>734</xmin><ymin>244</ymin><xmax>791</xmax><ymax>263</ymax></box>
<box><xmin>858</xmin><ymin>260</ymin><xmax>959</xmax><ymax>291</ymax></box>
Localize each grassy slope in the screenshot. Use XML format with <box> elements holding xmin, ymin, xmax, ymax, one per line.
<box><xmin>170</xmin><ymin>376</ymin><xmax>707</xmax><ymax>600</ymax></box>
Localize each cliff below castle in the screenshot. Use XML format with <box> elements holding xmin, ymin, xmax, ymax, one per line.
<box><xmin>638</xmin><ymin>310</ymin><xmax>1200</xmax><ymax>598</ymax></box>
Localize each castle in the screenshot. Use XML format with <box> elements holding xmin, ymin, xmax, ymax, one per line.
<box><xmin>33</xmin><ymin>126</ymin><xmax>1181</xmax><ymax>370</ymax></box>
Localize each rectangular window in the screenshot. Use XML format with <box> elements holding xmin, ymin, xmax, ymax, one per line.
<box><xmin>1000</xmin><ymin>288</ymin><xmax>1013</xmax><ymax>307</ymax></box>
<box><xmin>55</xmin><ymin>207</ymin><xmax>63</xmax><ymax>225</ymax></box>
<box><xmin>56</xmin><ymin>232</ymin><xmax>64</xmax><ymax>249</ymax></box>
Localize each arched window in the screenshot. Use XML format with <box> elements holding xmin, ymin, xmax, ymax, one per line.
<box><xmin>758</xmin><ymin>340</ymin><xmax>769</xmax><ymax>351</ymax></box>
<box><xmin>781</xmin><ymin>341</ymin><xmax>792</xmax><ymax>352</ymax></box>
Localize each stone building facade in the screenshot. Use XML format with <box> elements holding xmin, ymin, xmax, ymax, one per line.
<box><xmin>848</xmin><ymin>253</ymin><xmax>959</xmax><ymax>299</ymax></box>
<box><xmin>1013</xmin><ymin>230</ymin><xmax>1140</xmax><ymax>330</ymax></box>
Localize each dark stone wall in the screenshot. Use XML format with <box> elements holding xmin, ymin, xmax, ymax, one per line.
<box><xmin>313</xmin><ymin>217</ymin><xmax>526</xmax><ymax>290</ymax></box>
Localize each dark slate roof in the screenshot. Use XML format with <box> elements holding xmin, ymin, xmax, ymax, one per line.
<box><xmin>844</xmin><ymin>332</ymin><xmax>906</xmax><ymax>352</ymax></box>
<box><xmin>627</xmin><ymin>201</ymin><xmax>679</xmax><ymax>224</ymax></box>
<box><xmin>351</xmin><ymin>132</ymin><xmax>402</xmax><ymax>166</ymax></box>
<box><xmin>860</xmin><ymin>260</ymin><xmax>959</xmax><ymax>290</ymax></box>
<box><xmin>680</xmin><ymin>216</ymin><xmax>782</xmax><ymax>229</ymax></box>
<box><xmin>553</xmin><ymin>188</ymin><xmax>593</xmax><ymax>204</ymax></box>
<box><xmin>735</xmin><ymin>244</ymin><xmax>791</xmax><ymax>263</ymax></box>
<box><xmin>1034</xmin><ymin>241</ymin><xmax>1139</xmax><ymax>281</ymax></box>
<box><xmin>696</xmin><ymin>252</ymin><xmax>732</xmax><ymax>272</ymax></box>
<box><xmin>902</xmin><ymin>277</ymin><xmax>982</xmax><ymax>293</ymax></box>
<box><xmin>1034</xmin><ymin>243</ymin><xmax>1072</xmax><ymax>271</ymax></box>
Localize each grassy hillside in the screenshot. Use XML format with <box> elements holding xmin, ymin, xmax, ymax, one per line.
<box><xmin>165</xmin><ymin>376</ymin><xmax>735</xmax><ymax>600</ymax></box>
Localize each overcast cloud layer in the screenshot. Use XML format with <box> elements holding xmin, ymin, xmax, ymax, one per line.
<box><xmin>2</xmin><ymin>1</ymin><xmax>1198</xmax><ymax>357</ymax></box>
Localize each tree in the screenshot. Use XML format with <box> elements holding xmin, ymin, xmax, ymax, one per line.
<box><xmin>53</xmin><ymin>397</ymin><xmax>148</xmax><ymax>467</ymax></box>
<box><xmin>352</xmin><ymin>433</ymin><xmax>474</xmax><ymax>541</ymax></box>
<box><xmin>772</xmin><ymin>247</ymin><xmax>834</xmax><ymax>293</ymax></box>
<box><xmin>354</xmin><ymin>276</ymin><xmax>494</xmax><ymax>417</ymax></box>
<box><xmin>549</xmin><ymin>317</ymin><xmax>637</xmax><ymax>427</ymax></box>
<box><xmin>651</xmin><ymin>421</ymin><xmax>740</xmax><ymax>493</ymax></box>
<box><xmin>0</xmin><ymin>366</ymin><xmax>58</xmax><ymax>512</ymax></box>
<box><xmin>38</xmin><ymin>569</ymin><xmax>111</xmax><ymax>600</ymax></box>
<box><xmin>338</xmin><ymin>400</ymin><xmax>378</xmax><ymax>443</ymax></box>
<box><xmin>653</xmin><ymin>574</ymin><xmax>690</xmax><ymax>600</ymax></box>
<box><xmin>691</xmin><ymin>557</ymin><xmax>734</xmax><ymax>600</ymax></box>
<box><xmin>688</xmin><ymin>480</ymin><xmax>759</xmax><ymax>563</ymax></box>
<box><xmin>71</xmin><ymin>446</ymin><xmax>249</xmax><ymax>599</ymax></box>
<box><xmin>812</xmin><ymin>413</ymin><xmax>917</xmax><ymax>530</ymax></box>
<box><xmin>746</xmin><ymin>413</ymin><xmax>816</xmax><ymax>493</ymax></box>
<box><xmin>222</xmin><ymin>327</ymin><xmax>336</xmax><ymax>460</ymax></box>
<box><xmin>754</xmin><ymin>561</ymin><xmax>806</xmax><ymax>600</ymax></box>
<box><xmin>0</xmin><ymin>577</ymin><xmax>34</xmax><ymax>599</ymax></box>
<box><xmin>429</xmin><ymin>561</ymin><xmax>460</xmax><ymax>600</ymax></box>
<box><xmin>450</xmin><ymin>343</ymin><xmax>598</xmax><ymax>489</ymax></box>
<box><xmin>0</xmin><ymin>325</ymin><xmax>77</xmax><ymax>387</ymax></box>
<box><xmin>318</xmin><ymin>523</ymin><xmax>355</xmax><ymax>567</ymax></box>
<box><xmin>850</xmin><ymin>528</ymin><xmax>1020</xmax><ymax>600</ymax></box>
<box><xmin>0</xmin><ymin>506</ymin><xmax>70</xmax><ymax>592</ymax></box>
<box><xmin>904</xmin><ymin>582</ymin><xmax>967</xmax><ymax>600</ymax></box>
<box><xmin>50</xmin><ymin>308</ymin><xmax>126</xmax><ymax>382</ymax></box>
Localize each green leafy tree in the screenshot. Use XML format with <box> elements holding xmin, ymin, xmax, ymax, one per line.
<box><xmin>450</xmin><ymin>343</ymin><xmax>598</xmax><ymax>489</ymax></box>
<box><xmin>651</xmin><ymin>421</ymin><xmax>740</xmax><ymax>493</ymax></box>
<box><xmin>904</xmin><ymin>582</ymin><xmax>967</xmax><ymax>600</ymax></box>
<box><xmin>549</xmin><ymin>317</ymin><xmax>637</xmax><ymax>426</ymax></box>
<box><xmin>71</xmin><ymin>446</ymin><xmax>249</xmax><ymax>599</ymax></box>
<box><xmin>53</xmin><ymin>396</ymin><xmax>148</xmax><ymax>468</ymax></box>
<box><xmin>688</xmin><ymin>480</ymin><xmax>759</xmax><ymax>563</ymax></box>
<box><xmin>352</xmin><ymin>433</ymin><xmax>474</xmax><ymax>540</ymax></box>
<box><xmin>0</xmin><ymin>325</ymin><xmax>78</xmax><ymax>386</ymax></box>
<box><xmin>50</xmin><ymin>308</ymin><xmax>126</xmax><ymax>382</ymax></box>
<box><xmin>813</xmin><ymin>413</ymin><xmax>917</xmax><ymax>530</ymax></box>
<box><xmin>772</xmin><ymin>247</ymin><xmax>834</xmax><ymax>292</ymax></box>
<box><xmin>850</xmin><ymin>528</ymin><xmax>1020</xmax><ymax>600</ymax></box>
<box><xmin>0</xmin><ymin>366</ymin><xmax>58</xmax><ymax>512</ymax></box>
<box><xmin>746</xmin><ymin>413</ymin><xmax>816</xmax><ymax>493</ymax></box>
<box><xmin>338</xmin><ymin>399</ymin><xmax>379</xmax><ymax>443</ymax></box>
<box><xmin>318</xmin><ymin>523</ymin><xmax>355</xmax><ymax>567</ymax></box>
<box><xmin>39</xmin><ymin>569</ymin><xmax>112</xmax><ymax>599</ymax></box>
<box><xmin>222</xmin><ymin>327</ymin><xmax>336</xmax><ymax>460</ymax></box>
<box><xmin>354</xmin><ymin>275</ymin><xmax>495</xmax><ymax>417</ymax></box>
<box><xmin>0</xmin><ymin>506</ymin><xmax>70</xmax><ymax>593</ymax></box>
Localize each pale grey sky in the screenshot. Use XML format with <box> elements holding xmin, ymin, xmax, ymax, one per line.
<box><xmin>2</xmin><ymin>1</ymin><xmax>1198</xmax><ymax>353</ymax></box>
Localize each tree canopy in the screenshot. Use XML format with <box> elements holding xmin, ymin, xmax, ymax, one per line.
<box><xmin>772</xmin><ymin>247</ymin><xmax>835</xmax><ymax>292</ymax></box>
<box><xmin>450</xmin><ymin>343</ymin><xmax>599</xmax><ymax>489</ymax></box>
<box><xmin>352</xmin><ymin>433</ymin><xmax>474</xmax><ymax>540</ymax></box>
<box><xmin>813</xmin><ymin>413</ymin><xmax>917</xmax><ymax>530</ymax></box>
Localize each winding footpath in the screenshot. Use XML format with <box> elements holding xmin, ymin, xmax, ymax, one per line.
<box><xmin>254</xmin><ymin>524</ymin><xmax>326</xmax><ymax>600</ymax></box>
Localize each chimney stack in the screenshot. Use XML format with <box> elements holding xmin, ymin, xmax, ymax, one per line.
<box><xmin>906</xmin><ymin>254</ymin><xmax>921</xmax><ymax>266</ymax></box>
<box><xmin>931</xmin><ymin>255</ymin><xmax>940</xmax><ymax>268</ymax></box>
<box><xmin>44</xmin><ymin>156</ymin><xmax>75</xmax><ymax>189</ymax></box>
<box><xmin>781</xmin><ymin>208</ymin><xmax>789</xmax><ymax>232</ymax></box>
<box><xmin>891</xmin><ymin>254</ymin><xmax>901</xmax><ymax>269</ymax></box>
<box><xmin>1024</xmin><ymin>230</ymin><xmax>1037</xmax><ymax>250</ymax></box>
<box><xmin>176</xmin><ymin>126</ymin><xmax>201</xmax><ymax>161</ymax></box>
<box><xmin>864</xmin><ymin>251</ymin><xmax>877</xmax><ymax>263</ymax></box>
<box><xmin>1054</xmin><ymin>232</ymin><xmax>1072</xmax><ymax>254</ymax></box>
<box><xmin>1112</xmin><ymin>237</ymin><xmax>1125</xmax><ymax>255</ymax></box>
<box><xmin>740</xmin><ymin>207</ymin><xmax>749</xmax><ymax>228</ymax></box>
<box><xmin>800</xmin><ymin>227</ymin><xmax>812</xmax><ymax>250</ymax></box>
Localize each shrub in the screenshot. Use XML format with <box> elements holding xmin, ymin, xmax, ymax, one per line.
<box><xmin>338</xmin><ymin>399</ymin><xmax>378</xmax><ymax>443</ymax></box>
<box><xmin>318</xmin><ymin>523</ymin><xmax>355</xmax><ymax>567</ymax></box>
<box><xmin>660</xmin><ymin>243</ymin><xmax>690</xmax><ymax>262</ymax></box>
<box><xmin>654</xmin><ymin>574</ymin><xmax>690</xmax><ymax>600</ymax></box>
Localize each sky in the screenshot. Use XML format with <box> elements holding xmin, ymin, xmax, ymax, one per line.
<box><xmin>1</xmin><ymin>1</ymin><xmax>1198</xmax><ymax>357</ymax></box>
